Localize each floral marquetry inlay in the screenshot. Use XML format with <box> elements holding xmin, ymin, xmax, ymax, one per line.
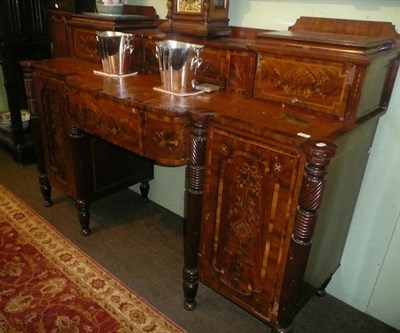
<box><xmin>271</xmin><ymin>66</ymin><xmax>331</xmax><ymax>99</ymax></box>
<box><xmin>72</xmin><ymin>30</ymin><xmax>99</xmax><ymax>60</ymax></box>
<box><xmin>212</xmin><ymin>151</ymin><xmax>285</xmax><ymax>296</ymax></box>
<box><xmin>214</xmin><ymin>153</ymin><xmax>266</xmax><ymax>295</ymax></box>
<box><xmin>202</xmin><ymin>127</ymin><xmax>301</xmax><ymax>306</ymax></box>
<box><xmin>153</xmin><ymin>129</ymin><xmax>180</xmax><ymax>150</ymax></box>
<box><xmin>253</xmin><ymin>55</ymin><xmax>355</xmax><ymax>118</ymax></box>
<box><xmin>43</xmin><ymin>86</ymin><xmax>68</xmax><ymax>181</ymax></box>
<box><xmin>145</xmin><ymin>122</ymin><xmax>189</xmax><ymax>165</ymax></box>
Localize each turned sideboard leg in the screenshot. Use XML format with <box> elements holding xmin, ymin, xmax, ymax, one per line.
<box><xmin>39</xmin><ymin>174</ymin><xmax>53</xmax><ymax>207</ymax></box>
<box><xmin>139</xmin><ymin>180</ymin><xmax>150</xmax><ymax>201</ymax></box>
<box><xmin>275</xmin><ymin>140</ymin><xmax>336</xmax><ymax>332</ymax></box>
<box><xmin>183</xmin><ymin>110</ymin><xmax>213</xmax><ymax>311</ymax></box>
<box><xmin>76</xmin><ymin>199</ymin><xmax>91</xmax><ymax>236</ymax></box>
<box><xmin>21</xmin><ymin>62</ymin><xmax>53</xmax><ymax>207</ymax></box>
<box><xmin>315</xmin><ymin>273</ymin><xmax>333</xmax><ymax>297</ymax></box>
<box><xmin>70</xmin><ymin>126</ymin><xmax>92</xmax><ymax>236</ymax></box>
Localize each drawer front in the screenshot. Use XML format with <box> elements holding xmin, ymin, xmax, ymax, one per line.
<box><xmin>198</xmin><ymin>125</ymin><xmax>301</xmax><ymax>323</ymax></box>
<box><xmin>68</xmin><ymin>90</ymin><xmax>140</xmax><ymax>154</ymax></box>
<box><xmin>252</xmin><ymin>54</ymin><xmax>356</xmax><ymax>120</ymax></box>
<box><xmin>142</xmin><ymin>112</ymin><xmax>189</xmax><ymax>166</ymax></box>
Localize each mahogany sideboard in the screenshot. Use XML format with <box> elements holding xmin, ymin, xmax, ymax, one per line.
<box><xmin>21</xmin><ymin>16</ymin><xmax>400</xmax><ymax>333</ymax></box>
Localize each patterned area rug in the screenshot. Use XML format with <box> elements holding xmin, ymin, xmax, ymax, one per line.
<box><xmin>0</xmin><ymin>185</ymin><xmax>187</xmax><ymax>333</ymax></box>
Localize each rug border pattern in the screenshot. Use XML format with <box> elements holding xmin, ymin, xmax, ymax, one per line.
<box><xmin>0</xmin><ymin>185</ymin><xmax>187</xmax><ymax>333</ymax></box>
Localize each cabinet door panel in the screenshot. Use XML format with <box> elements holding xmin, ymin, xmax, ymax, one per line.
<box><xmin>199</xmin><ymin>126</ymin><xmax>301</xmax><ymax>322</ymax></box>
<box><xmin>34</xmin><ymin>72</ymin><xmax>76</xmax><ymax>197</ymax></box>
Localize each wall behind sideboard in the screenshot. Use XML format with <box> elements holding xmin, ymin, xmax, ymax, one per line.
<box><xmin>128</xmin><ymin>0</ymin><xmax>400</xmax><ymax>329</ymax></box>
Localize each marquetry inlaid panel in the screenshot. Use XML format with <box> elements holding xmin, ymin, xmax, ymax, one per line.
<box><xmin>142</xmin><ymin>112</ymin><xmax>189</xmax><ymax>166</ymax></box>
<box><xmin>197</xmin><ymin>48</ymin><xmax>230</xmax><ymax>88</ymax></box>
<box><xmin>34</xmin><ymin>73</ymin><xmax>77</xmax><ymax>197</ymax></box>
<box><xmin>68</xmin><ymin>90</ymin><xmax>141</xmax><ymax>154</ymax></box>
<box><xmin>198</xmin><ymin>125</ymin><xmax>301</xmax><ymax>322</ymax></box>
<box><xmin>68</xmin><ymin>27</ymin><xmax>100</xmax><ymax>61</ymax></box>
<box><xmin>253</xmin><ymin>54</ymin><xmax>356</xmax><ymax>119</ymax></box>
<box><xmin>226</xmin><ymin>50</ymin><xmax>256</xmax><ymax>95</ymax></box>
<box><xmin>194</xmin><ymin>47</ymin><xmax>255</xmax><ymax>93</ymax></box>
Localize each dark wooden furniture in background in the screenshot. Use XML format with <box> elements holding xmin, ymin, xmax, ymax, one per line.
<box><xmin>44</xmin><ymin>1</ymin><xmax>159</xmax><ymax>59</ymax></box>
<box><xmin>22</xmin><ymin>13</ymin><xmax>399</xmax><ymax>333</ymax></box>
<box><xmin>43</xmin><ymin>0</ymin><xmax>95</xmax><ymax>58</ymax></box>
<box><xmin>0</xmin><ymin>0</ymin><xmax>49</xmax><ymax>163</ymax></box>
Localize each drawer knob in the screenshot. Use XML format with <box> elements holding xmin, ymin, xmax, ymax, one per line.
<box><xmin>55</xmin><ymin>3</ymin><xmax>59</xmax><ymax>8</ymax></box>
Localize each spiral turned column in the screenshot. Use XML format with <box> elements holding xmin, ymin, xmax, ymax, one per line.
<box><xmin>292</xmin><ymin>141</ymin><xmax>336</xmax><ymax>245</ymax></box>
<box><xmin>273</xmin><ymin>140</ymin><xmax>336</xmax><ymax>333</ymax></box>
<box><xmin>183</xmin><ymin>110</ymin><xmax>213</xmax><ymax>311</ymax></box>
<box><xmin>21</xmin><ymin>62</ymin><xmax>53</xmax><ymax>207</ymax></box>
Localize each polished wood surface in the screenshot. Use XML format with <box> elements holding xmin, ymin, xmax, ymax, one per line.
<box><xmin>22</xmin><ymin>59</ymin><xmax>154</xmax><ymax>234</ymax></box>
<box><xmin>22</xmin><ymin>15</ymin><xmax>400</xmax><ymax>333</ymax></box>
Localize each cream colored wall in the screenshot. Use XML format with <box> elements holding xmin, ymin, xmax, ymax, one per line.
<box><xmin>367</xmin><ymin>216</ymin><xmax>400</xmax><ymax>328</ymax></box>
<box><xmin>128</xmin><ymin>0</ymin><xmax>400</xmax><ymax>328</ymax></box>
<box><xmin>336</xmin><ymin>68</ymin><xmax>399</xmax><ymax>330</ymax></box>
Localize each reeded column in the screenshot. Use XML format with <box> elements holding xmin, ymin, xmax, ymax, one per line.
<box><xmin>183</xmin><ymin>110</ymin><xmax>213</xmax><ymax>310</ymax></box>
<box><xmin>273</xmin><ymin>139</ymin><xmax>336</xmax><ymax>333</ymax></box>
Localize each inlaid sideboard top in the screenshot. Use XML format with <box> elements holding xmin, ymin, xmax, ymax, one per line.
<box><xmin>28</xmin><ymin>57</ymin><xmax>354</xmax><ymax>148</ymax></box>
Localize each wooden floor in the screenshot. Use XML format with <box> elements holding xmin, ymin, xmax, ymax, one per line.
<box><xmin>0</xmin><ymin>147</ymin><xmax>397</xmax><ymax>333</ymax></box>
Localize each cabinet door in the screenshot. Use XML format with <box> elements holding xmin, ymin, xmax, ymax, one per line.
<box><xmin>198</xmin><ymin>125</ymin><xmax>301</xmax><ymax>323</ymax></box>
<box><xmin>34</xmin><ymin>72</ymin><xmax>77</xmax><ymax>198</ymax></box>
